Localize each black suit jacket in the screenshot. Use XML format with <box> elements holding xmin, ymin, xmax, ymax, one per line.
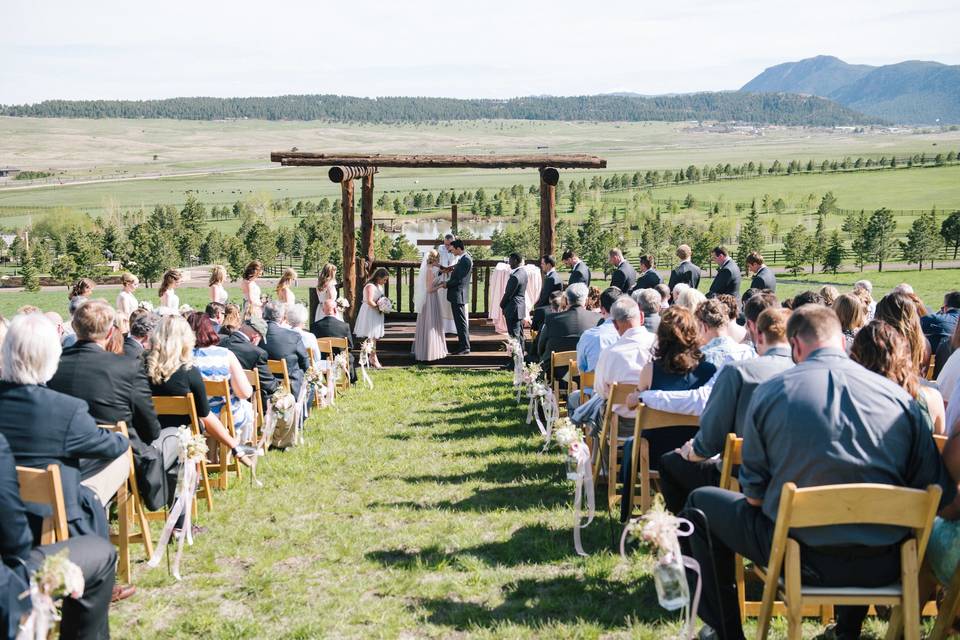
<box><xmin>633</xmin><ymin>269</ymin><xmax>663</xmax><ymax>292</ymax></box>
<box><xmin>446</xmin><ymin>252</ymin><xmax>472</xmax><ymax>305</ymax></box>
<box><xmin>568</xmin><ymin>261</ymin><xmax>591</xmax><ymax>287</ymax></box>
<box><xmin>0</xmin><ymin>382</ymin><xmax>128</xmax><ymax>537</ymax></box>
<box><xmin>0</xmin><ymin>432</ymin><xmax>35</xmax><ymax>632</ymax></box>
<box><xmin>264</xmin><ymin>322</ymin><xmax>310</xmax><ymax>397</ymax></box>
<box><xmin>707</xmin><ymin>258</ymin><xmax>742</xmax><ymax>298</ymax></box>
<box><xmin>122</xmin><ymin>335</ymin><xmax>144</xmax><ymax>360</ymax></box>
<box><xmin>531</xmin><ymin>307</ymin><xmax>554</xmax><ymax>334</ymax></box>
<box><xmin>538</xmin><ymin>306</ymin><xmax>601</xmax><ymax>359</ymax></box>
<box><xmin>310</xmin><ymin>316</ymin><xmax>357</xmax><ymax>383</ymax></box>
<box><xmin>750</xmin><ymin>265</ymin><xmax>777</xmax><ymax>292</ymax></box>
<box><xmin>535</xmin><ymin>269</ymin><xmax>562</xmax><ymax>309</ymax></box>
<box><xmin>610</xmin><ymin>261</ymin><xmax>638</xmax><ymax>293</ymax></box>
<box><xmin>220</xmin><ymin>331</ymin><xmax>280</xmax><ymax>401</ymax></box>
<box><xmin>500</xmin><ymin>268</ymin><xmax>528</xmax><ymax>321</ymax></box>
<box><xmin>668</xmin><ymin>261</ymin><xmax>701</xmax><ymax>290</ymax></box>
<box><xmin>48</xmin><ymin>342</ymin><xmax>160</xmax><ymax>447</ymax></box>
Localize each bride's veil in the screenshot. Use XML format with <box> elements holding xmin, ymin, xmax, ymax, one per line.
<box><xmin>413</xmin><ymin>249</ymin><xmax>431</xmax><ymax>313</ymax></box>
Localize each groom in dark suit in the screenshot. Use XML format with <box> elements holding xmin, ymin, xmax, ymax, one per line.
<box><xmin>500</xmin><ymin>253</ymin><xmax>527</xmax><ymax>342</ymax></box>
<box><xmin>443</xmin><ymin>239</ymin><xmax>473</xmax><ymax>354</ymax></box>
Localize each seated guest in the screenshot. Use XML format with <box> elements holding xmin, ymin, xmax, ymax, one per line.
<box><xmin>934</xmin><ymin>321</ymin><xmax>960</xmax><ymax>379</ymax></box>
<box><xmin>833</xmin><ymin>293</ymin><xmax>866</xmax><ymax>351</ymax></box>
<box><xmin>124</xmin><ymin>309</ymin><xmax>159</xmax><ymax>360</ymax></box>
<box><xmin>585</xmin><ymin>286</ymin><xmax>602</xmax><ymax>313</ymax></box>
<box><xmin>792</xmin><ymin>290</ymin><xmax>825</xmax><ymax>308</ymax></box>
<box><xmin>632</xmin><ymin>288</ymin><xmax>661</xmax><ymax>334</ymax></box>
<box><xmin>44</xmin><ymin>311</ymin><xmax>67</xmax><ymax>344</ymax></box>
<box><xmin>674</xmin><ymin>286</ymin><xmax>706</xmax><ymax>314</ymax></box>
<box><xmin>220</xmin><ymin>318</ymin><xmax>279</xmax><ymax>408</ymax></box>
<box><xmin>311</xmin><ymin>299</ymin><xmax>355</xmax><ymax>351</ymax></box>
<box><xmin>531</xmin><ymin>290</ymin><xmax>564</xmax><ymax>334</ymax></box>
<box><xmin>853</xmin><ymin>279</ymin><xmax>876</xmax><ymax>320</ymax></box>
<box><xmin>0</xmin><ymin>313</ymin><xmax>128</xmax><ymax>539</ymax></box>
<box><xmin>534</xmin><ymin>255</ymin><xmax>563</xmax><ymax>310</ymax></box>
<box><xmin>537</xmin><ymin>284</ymin><xmax>600</xmax><ymax>369</ymax></box>
<box><xmin>819</xmin><ymin>284</ymin><xmax>840</xmax><ymax>307</ymax></box>
<box><xmin>922</xmin><ymin>291</ymin><xmax>960</xmax><ymax>354</ymax></box>
<box><xmin>186</xmin><ymin>312</ymin><xmax>255</xmax><ymax>443</ymax></box>
<box><xmin>745</xmin><ymin>251</ymin><xmax>776</xmax><ymax>292</ymax></box>
<box><xmin>639</xmin><ymin>293</ymin><xmax>774</xmax><ymax>415</ymax></box>
<box><xmin>219</xmin><ymin>303</ymin><xmax>242</xmax><ymax>338</ymax></box>
<box><xmin>592</xmin><ymin>296</ymin><xmax>656</xmax><ymax>420</ymax></box>
<box><xmin>262</xmin><ymin>301</ymin><xmax>310</xmax><ymax>398</ymax></box>
<box><xmin>61</xmin><ymin>296</ymin><xmax>86</xmax><ymax>348</ymax></box>
<box><xmin>655</xmin><ymin>284</ymin><xmax>670</xmax><ymax>310</ymax></box>
<box><xmin>205</xmin><ymin>302</ymin><xmax>226</xmax><ymax>334</ymax></box>
<box><xmin>146</xmin><ymin>316</ymin><xmax>256</xmax><ymax>467</ymax></box>
<box><xmin>696</xmin><ymin>298</ymin><xmax>755</xmax><ymax>368</ymax></box>
<box><xmin>632</xmin><ymin>254</ymin><xmax>662</xmax><ymax>291</ymax></box>
<box><xmin>682</xmin><ymin>305</ymin><xmax>956</xmax><ymax>640</ymax></box>
<box><xmin>562</xmin><ymin>248</ymin><xmax>591</xmax><ymax>287</ymax></box>
<box><xmin>716</xmin><ymin>294</ymin><xmax>747</xmax><ymax>344</ymax></box>
<box><xmin>0</xmin><ymin>433</ymin><xmax>123</xmax><ymax>637</ymax></box>
<box><xmin>852</xmin><ymin>321</ymin><xmax>946</xmax><ymax>434</ymax></box>
<box><xmin>876</xmin><ymin>291</ymin><xmax>932</xmax><ymax>377</ymax></box>
<box><xmin>286</xmin><ymin>303</ymin><xmax>321</xmax><ymax>368</ymax></box>
<box><xmin>668</xmin><ymin>244</ymin><xmax>701</xmax><ymax>290</ymax></box>
<box><xmin>568</xmin><ymin>287</ymin><xmax>622</xmax><ymax>412</ymax></box>
<box><xmin>658</xmin><ymin>307</ymin><xmax>793</xmax><ymax>514</ymax></box>
<box><xmin>924</xmin><ymin>430</ymin><xmax>960</xmax><ymax>613</ymax></box>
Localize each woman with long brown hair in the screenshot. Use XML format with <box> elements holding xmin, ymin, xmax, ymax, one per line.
<box><xmin>851</xmin><ymin>320</ymin><xmax>945</xmax><ymax>434</ymax></box>
<box><xmin>68</xmin><ymin>277</ymin><xmax>95</xmax><ymax>301</ymax></box>
<box><xmin>275</xmin><ymin>267</ymin><xmax>297</xmax><ymax>306</ymax></box>
<box><xmin>240</xmin><ymin>260</ymin><xmax>263</xmax><ymax>319</ymax></box>
<box><xmin>158</xmin><ymin>269</ymin><xmax>182</xmax><ymax>313</ymax></box>
<box><xmin>354</xmin><ymin>267</ymin><xmax>389</xmax><ymax>368</ymax></box>
<box><xmin>314</xmin><ymin>263</ymin><xmax>341</xmax><ymax>321</ymax></box>
<box><xmin>834</xmin><ymin>293</ymin><xmax>867</xmax><ymax>352</ymax></box>
<box><xmin>208</xmin><ymin>265</ymin><xmax>229</xmax><ymax>304</ymax></box>
<box><xmin>875</xmin><ymin>291</ymin><xmax>932</xmax><ymax>376</ymax></box>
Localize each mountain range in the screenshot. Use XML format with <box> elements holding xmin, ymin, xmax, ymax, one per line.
<box><xmin>740</xmin><ymin>55</ymin><xmax>960</xmax><ymax>124</ymax></box>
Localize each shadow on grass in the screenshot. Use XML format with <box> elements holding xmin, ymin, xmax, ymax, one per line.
<box><xmin>396</xmin><ymin>458</ymin><xmax>564</xmax><ymax>485</ymax></box>
<box><xmin>367</xmin><ymin>522</ymin><xmax>615</xmax><ymax>569</ymax></box>
<box><xmin>367</xmin><ymin>481</ymin><xmax>571</xmax><ymax>512</ymax></box>
<box><xmin>415</xmin><ymin>572</ymin><xmax>668</xmax><ymax>629</ymax></box>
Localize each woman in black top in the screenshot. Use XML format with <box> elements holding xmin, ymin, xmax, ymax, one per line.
<box><xmin>145</xmin><ymin>316</ymin><xmax>256</xmax><ymax>467</ymax></box>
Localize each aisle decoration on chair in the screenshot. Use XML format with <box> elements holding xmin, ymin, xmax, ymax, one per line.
<box><xmin>304</xmin><ymin>365</ymin><xmax>329</xmax><ymax>408</ymax></box>
<box><xmin>358</xmin><ymin>338</ymin><xmax>375</xmax><ymax>389</ymax></box>
<box><xmin>526</xmin><ymin>372</ymin><xmax>559</xmax><ymax>446</ymax></box>
<box><xmin>19</xmin><ymin>548</ymin><xmax>84</xmax><ymax>640</ymax></box>
<box><xmin>264</xmin><ymin>387</ymin><xmax>300</xmax><ymax>450</ymax></box>
<box><xmin>554</xmin><ymin>418</ymin><xmax>595</xmax><ymax>556</ymax></box>
<box><xmin>504</xmin><ymin>337</ymin><xmax>525</xmax><ymax>389</ymax></box>
<box><xmin>518</xmin><ymin>362</ymin><xmax>541</xmax><ymax>402</ymax></box>
<box><xmin>147</xmin><ymin>427</ymin><xmax>208</xmax><ymax>580</ymax></box>
<box><xmin>620</xmin><ymin>503</ymin><xmax>702</xmax><ymax>639</ymax></box>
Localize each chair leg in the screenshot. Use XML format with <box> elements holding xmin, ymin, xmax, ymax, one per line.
<box><xmin>639</xmin><ymin>439</ymin><xmax>651</xmax><ymax>514</ymax></box>
<box><xmin>115</xmin><ymin>481</ymin><xmax>130</xmax><ymax>584</ymax></box>
<box><xmin>900</xmin><ymin>539</ymin><xmax>921</xmax><ymax>640</ymax></box>
<box><xmin>133</xmin><ymin>492</ymin><xmax>154</xmax><ymax>559</ymax></box>
<box><xmin>931</xmin><ymin>564</ymin><xmax>960</xmax><ymax>640</ymax></box>
<box><xmin>198</xmin><ymin>460</ymin><xmax>214</xmax><ymax>511</ymax></box>
<box><xmin>784</xmin><ymin>541</ymin><xmax>803</xmax><ymax>640</ymax></box>
<box><xmin>735</xmin><ymin>554</ymin><xmax>747</xmax><ymax>621</ymax></box>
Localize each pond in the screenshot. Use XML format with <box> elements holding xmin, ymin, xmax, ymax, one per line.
<box><xmin>381</xmin><ymin>219</ymin><xmax>508</xmax><ymax>253</ymax></box>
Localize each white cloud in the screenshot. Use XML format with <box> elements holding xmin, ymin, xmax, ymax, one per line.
<box><xmin>1</xmin><ymin>0</ymin><xmax>958</xmax><ymax>103</ymax></box>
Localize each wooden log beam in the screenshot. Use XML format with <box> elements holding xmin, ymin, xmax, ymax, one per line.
<box><xmin>539</xmin><ymin>167</ymin><xmax>558</xmax><ymax>258</ymax></box>
<box><xmin>360</xmin><ymin>173</ymin><xmax>375</xmax><ymax>283</ymax></box>
<box><xmin>415</xmin><ymin>239</ymin><xmax>492</xmax><ymax>246</ymax></box>
<box><xmin>341</xmin><ymin>180</ymin><xmax>357</xmax><ymax>325</ymax></box>
<box><xmin>328</xmin><ymin>165</ymin><xmax>379</xmax><ymax>183</ymax></box>
<box><xmin>272</xmin><ymin>152</ymin><xmax>607</xmax><ymax>169</ymax></box>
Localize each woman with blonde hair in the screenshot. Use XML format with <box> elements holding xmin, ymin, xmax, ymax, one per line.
<box><xmin>158</xmin><ymin>269</ymin><xmax>182</xmax><ymax>313</ymax></box>
<box><xmin>315</xmin><ymin>263</ymin><xmax>341</xmax><ymax>321</ymax></box>
<box><xmin>819</xmin><ymin>285</ymin><xmax>840</xmax><ymax>307</ymax></box>
<box><xmin>833</xmin><ymin>293</ymin><xmax>866</xmax><ymax>351</ymax></box>
<box><xmin>208</xmin><ymin>265</ymin><xmax>228</xmax><ymax>304</ymax></box>
<box><xmin>674</xmin><ymin>287</ymin><xmax>707</xmax><ymax>313</ymax></box>
<box><xmin>220</xmin><ymin>303</ymin><xmax>242</xmax><ymax>337</ymax></box>
<box><xmin>275</xmin><ymin>267</ymin><xmax>297</xmax><ymax>306</ymax></box>
<box><xmin>116</xmin><ymin>273</ymin><xmax>139</xmax><ymax>321</ymax></box>
<box><xmin>240</xmin><ymin>260</ymin><xmax>263</xmax><ymax>319</ymax></box>
<box><xmin>145</xmin><ymin>315</ymin><xmax>256</xmax><ymax>467</ymax></box>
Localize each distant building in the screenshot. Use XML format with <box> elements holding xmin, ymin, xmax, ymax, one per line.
<box><xmin>0</xmin><ymin>167</ymin><xmax>20</xmax><ymax>178</ymax></box>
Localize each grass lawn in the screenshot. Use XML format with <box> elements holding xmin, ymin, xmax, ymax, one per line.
<box><xmin>108</xmin><ymin>368</ymin><xmax>902</xmax><ymax>639</ymax></box>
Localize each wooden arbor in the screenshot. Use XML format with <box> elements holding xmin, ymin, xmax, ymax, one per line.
<box><xmin>269</xmin><ymin>152</ymin><xmax>607</xmax><ymax>321</ymax></box>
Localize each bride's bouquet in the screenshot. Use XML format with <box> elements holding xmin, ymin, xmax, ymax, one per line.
<box><xmin>377</xmin><ymin>297</ymin><xmax>394</xmax><ymax>314</ymax></box>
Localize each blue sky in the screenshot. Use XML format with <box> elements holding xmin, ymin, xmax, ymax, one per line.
<box><xmin>2</xmin><ymin>0</ymin><xmax>958</xmax><ymax>104</ymax></box>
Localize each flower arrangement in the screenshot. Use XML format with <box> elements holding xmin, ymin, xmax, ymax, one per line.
<box><xmin>520</xmin><ymin>363</ymin><xmax>542</xmax><ymax>388</ymax></box>
<box><xmin>336</xmin><ymin>297</ymin><xmax>351</xmax><ymax>312</ymax></box>
<box><xmin>137</xmin><ymin>300</ymin><xmax>155</xmax><ymax>312</ymax></box>
<box><xmin>176</xmin><ymin>425</ymin><xmax>208</xmax><ymax>463</ymax></box>
<box><xmin>332</xmin><ymin>352</ymin><xmax>350</xmax><ymax>384</ymax></box>
<box><xmin>376</xmin><ymin>297</ymin><xmax>394</xmax><ymax>314</ymax></box>
<box><xmin>270</xmin><ymin>389</ymin><xmax>297</xmax><ymax>425</ymax></box>
<box><xmin>35</xmin><ymin>549</ymin><xmax>84</xmax><ymax>601</ymax></box>
<box><xmin>622</xmin><ymin>502</ymin><xmax>693</xmax><ymax>613</ymax></box>
<box><xmin>305</xmin><ymin>365</ymin><xmax>324</xmax><ymax>387</ymax></box>
<box><xmin>178</xmin><ymin>304</ymin><xmax>193</xmax><ymax>316</ymax></box>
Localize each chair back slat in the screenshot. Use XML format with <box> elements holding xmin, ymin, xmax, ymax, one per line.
<box><xmin>934</xmin><ymin>434</ymin><xmax>947</xmax><ymax>453</ymax></box>
<box><xmin>607</xmin><ymin>382</ymin><xmax>637</xmax><ymax>405</ymax></box>
<box><xmin>634</xmin><ymin>404</ymin><xmax>700</xmax><ymax>431</ymax></box>
<box><xmin>17</xmin><ymin>464</ymin><xmax>69</xmax><ymax>544</ymax></box>
<box><xmin>203</xmin><ymin>379</ymin><xmax>231</xmax><ymax>403</ymax></box>
<box><xmin>328</xmin><ymin>337</ymin><xmax>349</xmax><ymax>351</ymax></box>
<box><xmin>267</xmin><ymin>359</ymin><xmax>291</xmax><ymax>391</ymax></box>
<box><xmin>315</xmin><ymin>339</ymin><xmax>334</xmax><ymax>357</ymax></box>
<box><xmin>719</xmin><ymin>434</ymin><xmax>743</xmax><ymax>492</ymax></box>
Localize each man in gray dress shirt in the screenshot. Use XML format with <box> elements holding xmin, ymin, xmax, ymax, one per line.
<box><xmin>658</xmin><ymin>307</ymin><xmax>793</xmax><ymax>514</ymax></box>
<box><xmin>683</xmin><ymin>305</ymin><xmax>956</xmax><ymax>640</ymax></box>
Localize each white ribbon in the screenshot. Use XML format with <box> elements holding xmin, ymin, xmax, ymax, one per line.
<box><xmin>294</xmin><ymin>383</ymin><xmax>308</xmax><ymax>446</ymax></box>
<box><xmin>526</xmin><ymin>385</ymin><xmax>560</xmax><ymax>449</ymax></box>
<box><xmin>357</xmin><ymin>350</ymin><xmax>374</xmax><ymax>390</ymax></box>
<box><xmin>570</xmin><ymin>441</ymin><xmax>595</xmax><ymax>557</ymax></box>
<box><xmin>19</xmin><ymin>582</ymin><xmax>53</xmax><ymax>640</ymax></box>
<box><xmin>147</xmin><ymin>460</ymin><xmax>199</xmax><ymax>581</ymax></box>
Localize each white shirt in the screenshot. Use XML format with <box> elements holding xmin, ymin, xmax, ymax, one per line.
<box><xmin>593</xmin><ymin>325</ymin><xmax>656</xmax><ymax>418</ymax></box>
<box><xmin>297</xmin><ymin>328</ymin><xmax>321</xmax><ymax>367</ymax></box>
<box><xmin>936</xmin><ymin>348</ymin><xmax>960</xmax><ymax>405</ymax></box>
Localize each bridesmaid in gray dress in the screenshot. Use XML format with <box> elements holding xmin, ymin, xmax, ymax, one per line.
<box><xmin>413</xmin><ymin>251</ymin><xmax>449</xmax><ymax>362</ymax></box>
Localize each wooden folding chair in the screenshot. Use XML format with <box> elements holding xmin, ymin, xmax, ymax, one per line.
<box><xmin>328</xmin><ymin>337</ymin><xmax>351</xmax><ymax>393</ymax></box>
<box><xmin>930</xmin><ymin>563</ymin><xmax>960</xmax><ymax>640</ymax></box>
<box><xmin>244</xmin><ymin>369</ymin><xmax>265</xmax><ymax>446</ymax></box>
<box><xmin>306</xmin><ymin>347</ymin><xmax>322</xmax><ymax>409</ymax></box>
<box><xmin>755</xmin><ymin>482</ymin><xmax>942</xmax><ymax>640</ymax></box>
<box><xmin>151</xmin><ymin>394</ymin><xmax>214</xmax><ymax>512</ymax></box>
<box><xmin>551</xmin><ymin>350</ymin><xmax>577</xmax><ymax>407</ymax></box>
<box><xmin>267</xmin><ymin>359</ymin><xmax>292</xmax><ymax>393</ymax></box>
<box><xmin>203</xmin><ymin>379</ymin><xmax>243</xmax><ymax>490</ymax></box>
<box><xmin>580</xmin><ymin>371</ymin><xmax>596</xmax><ymax>403</ymax></box>
<box><xmin>17</xmin><ymin>464</ymin><xmax>69</xmax><ymax>544</ymax></box>
<box><xmin>592</xmin><ymin>382</ymin><xmax>636</xmax><ymax>498</ymax></box>
<box><xmin>934</xmin><ymin>433</ymin><xmax>948</xmax><ymax>453</ymax></box>
<box><xmin>622</xmin><ymin>405</ymin><xmax>699</xmax><ymax>516</ymax></box>
<box><xmin>927</xmin><ymin>355</ymin><xmax>937</xmax><ymax>381</ymax></box>
<box><xmin>98</xmin><ymin>422</ymin><xmax>153</xmax><ymax>584</ymax></box>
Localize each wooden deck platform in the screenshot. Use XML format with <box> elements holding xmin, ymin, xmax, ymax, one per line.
<box><xmin>375</xmin><ymin>320</ymin><xmax>515</xmax><ymax>368</ymax></box>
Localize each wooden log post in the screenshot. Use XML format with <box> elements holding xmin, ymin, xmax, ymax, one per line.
<box><xmin>539</xmin><ymin>167</ymin><xmax>559</xmax><ymax>259</ymax></box>
<box><xmin>451</xmin><ymin>203</ymin><xmax>458</xmax><ymax>234</ymax></box>
<box><xmin>340</xmin><ymin>180</ymin><xmax>357</xmax><ymax>325</ymax></box>
<box><xmin>360</xmin><ymin>173</ymin><xmax>375</xmax><ymax>282</ymax></box>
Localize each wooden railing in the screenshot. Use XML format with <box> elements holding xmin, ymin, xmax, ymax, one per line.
<box><xmin>368</xmin><ymin>259</ymin><xmax>504</xmax><ymax>318</ymax></box>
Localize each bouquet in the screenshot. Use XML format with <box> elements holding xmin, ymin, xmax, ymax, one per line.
<box><xmin>376</xmin><ymin>297</ymin><xmax>394</xmax><ymax>314</ymax></box>
<box><xmin>176</xmin><ymin>425</ymin><xmax>208</xmax><ymax>463</ymax></box>
<box><xmin>137</xmin><ymin>300</ymin><xmax>155</xmax><ymax>312</ymax></box>
<box><xmin>520</xmin><ymin>363</ymin><xmax>542</xmax><ymax>389</ymax></box>
<box><xmin>178</xmin><ymin>304</ymin><xmax>193</xmax><ymax>316</ymax></box>
<box><xmin>20</xmin><ymin>549</ymin><xmax>85</xmax><ymax>639</ymax></box>
<box><xmin>332</xmin><ymin>352</ymin><xmax>350</xmax><ymax>385</ymax></box>
<box><xmin>336</xmin><ymin>297</ymin><xmax>351</xmax><ymax>312</ymax></box>
<box><xmin>270</xmin><ymin>389</ymin><xmax>297</xmax><ymax>425</ymax></box>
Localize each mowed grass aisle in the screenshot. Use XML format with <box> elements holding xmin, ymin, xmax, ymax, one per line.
<box><xmin>111</xmin><ymin>368</ymin><xmax>879</xmax><ymax>639</ymax></box>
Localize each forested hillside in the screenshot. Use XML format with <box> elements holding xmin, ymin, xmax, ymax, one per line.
<box><xmin>0</xmin><ymin>92</ymin><xmax>875</xmax><ymax>126</ymax></box>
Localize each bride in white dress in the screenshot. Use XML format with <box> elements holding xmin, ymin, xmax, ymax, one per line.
<box><xmin>412</xmin><ymin>251</ymin><xmax>449</xmax><ymax>362</ymax></box>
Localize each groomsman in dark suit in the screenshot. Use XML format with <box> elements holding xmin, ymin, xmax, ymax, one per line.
<box><xmin>746</xmin><ymin>251</ymin><xmax>777</xmax><ymax>293</ymax></box>
<box><xmin>563</xmin><ymin>249</ymin><xmax>591</xmax><ymax>287</ymax></box>
<box><xmin>668</xmin><ymin>244</ymin><xmax>701</xmax><ymax>290</ymax></box>
<box><xmin>706</xmin><ymin>246</ymin><xmax>741</xmax><ymax>298</ymax></box>
<box><xmin>608</xmin><ymin>248</ymin><xmax>637</xmax><ymax>293</ymax></box>
<box><xmin>535</xmin><ymin>255</ymin><xmax>563</xmax><ymax>309</ymax></box>
<box><xmin>500</xmin><ymin>253</ymin><xmax>528</xmax><ymax>342</ymax></box>
<box><xmin>632</xmin><ymin>254</ymin><xmax>662</xmax><ymax>292</ymax></box>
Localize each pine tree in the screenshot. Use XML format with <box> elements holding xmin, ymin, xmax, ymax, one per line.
<box><xmin>810</xmin><ymin>213</ymin><xmax>826</xmax><ymax>273</ymax></box>
<box><xmin>782</xmin><ymin>225</ymin><xmax>811</xmax><ymax>276</ymax></box>
<box><xmin>941</xmin><ymin>211</ymin><xmax>960</xmax><ymax>260</ymax></box>
<box><xmin>20</xmin><ymin>250</ymin><xmax>40</xmax><ymax>292</ymax></box>
<box><xmin>735</xmin><ymin>201</ymin><xmax>764</xmax><ymax>269</ymax></box>
<box><xmin>817</xmin><ymin>191</ymin><xmax>837</xmax><ymax>216</ymax></box>
<box><xmin>842</xmin><ymin>209</ymin><xmax>869</xmax><ymax>271</ymax></box>
<box><xmin>864</xmin><ymin>208</ymin><xmax>897</xmax><ymax>272</ymax></box>
<box><xmin>901</xmin><ymin>210</ymin><xmax>942</xmax><ymax>271</ymax></box>
<box><xmin>823</xmin><ymin>230</ymin><xmax>845</xmax><ymax>274</ymax></box>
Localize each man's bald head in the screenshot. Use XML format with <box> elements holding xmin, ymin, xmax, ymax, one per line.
<box><xmin>322</xmin><ymin>298</ymin><xmax>338</xmax><ymax>315</ymax></box>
